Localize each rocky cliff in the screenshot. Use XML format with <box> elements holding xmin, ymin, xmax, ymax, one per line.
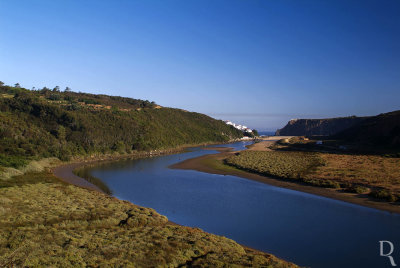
<box><xmin>275</xmin><ymin>116</ymin><xmax>368</xmax><ymax>136</ymax></box>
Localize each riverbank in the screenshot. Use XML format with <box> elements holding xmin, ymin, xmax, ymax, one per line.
<box><xmin>46</xmin><ymin>142</ymin><xmax>300</xmax><ymax>266</ymax></box>
<box><xmin>51</xmin><ymin>141</ymin><xmax>236</xmax><ymax>194</ymax></box>
<box><xmin>170</xmin><ymin>140</ymin><xmax>400</xmax><ymax>215</ymax></box>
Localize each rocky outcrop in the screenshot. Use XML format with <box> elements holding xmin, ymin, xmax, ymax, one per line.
<box><xmin>275</xmin><ymin>116</ymin><xmax>368</xmax><ymax>136</ymax></box>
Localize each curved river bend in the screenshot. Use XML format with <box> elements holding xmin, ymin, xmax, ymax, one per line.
<box><xmin>88</xmin><ymin>141</ymin><xmax>400</xmax><ymax>268</ymax></box>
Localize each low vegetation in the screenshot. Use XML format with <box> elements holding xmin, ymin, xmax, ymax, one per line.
<box><xmin>225</xmin><ymin>150</ymin><xmax>400</xmax><ymax>202</ymax></box>
<box><xmin>309</xmin><ymin>153</ymin><xmax>400</xmax><ymax>201</ymax></box>
<box><xmin>226</xmin><ymin>151</ymin><xmax>324</xmax><ymax>181</ymax></box>
<box><xmin>0</xmin><ymin>171</ymin><xmax>296</xmax><ymax>267</ymax></box>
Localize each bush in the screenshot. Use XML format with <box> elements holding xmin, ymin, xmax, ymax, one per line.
<box><xmin>48</xmin><ymin>94</ymin><xmax>61</xmax><ymax>101</ymax></box>
<box><xmin>347</xmin><ymin>185</ymin><xmax>370</xmax><ymax>194</ymax></box>
<box><xmin>369</xmin><ymin>189</ymin><xmax>398</xmax><ymax>202</ymax></box>
<box><xmin>0</xmin><ymin>154</ymin><xmax>28</xmax><ymax>168</ymax></box>
<box><xmin>303</xmin><ymin>179</ymin><xmax>341</xmax><ymax>189</ymax></box>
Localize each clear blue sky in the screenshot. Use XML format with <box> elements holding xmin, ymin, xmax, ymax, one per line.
<box><xmin>1</xmin><ymin>0</ymin><xmax>399</xmax><ymax>131</ymax></box>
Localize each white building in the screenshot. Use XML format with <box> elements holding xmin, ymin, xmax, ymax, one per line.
<box><xmin>225</xmin><ymin>120</ymin><xmax>253</xmax><ymax>133</ymax></box>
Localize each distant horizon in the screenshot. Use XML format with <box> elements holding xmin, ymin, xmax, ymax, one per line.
<box><xmin>1</xmin><ymin>0</ymin><xmax>399</xmax><ymax>130</ymax></box>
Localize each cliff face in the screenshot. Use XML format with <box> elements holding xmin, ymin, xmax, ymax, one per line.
<box><xmin>275</xmin><ymin>116</ymin><xmax>368</xmax><ymax>136</ymax></box>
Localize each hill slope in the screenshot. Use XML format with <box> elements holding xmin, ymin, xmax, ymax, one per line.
<box><xmin>275</xmin><ymin>116</ymin><xmax>369</xmax><ymax>136</ymax></box>
<box><xmin>0</xmin><ymin>84</ymin><xmax>243</xmax><ymax>168</ymax></box>
<box><xmin>334</xmin><ymin>110</ymin><xmax>400</xmax><ymax>147</ymax></box>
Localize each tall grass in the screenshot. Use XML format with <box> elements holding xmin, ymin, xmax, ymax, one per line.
<box><xmin>0</xmin><ymin>158</ymin><xmax>59</xmax><ymax>180</ymax></box>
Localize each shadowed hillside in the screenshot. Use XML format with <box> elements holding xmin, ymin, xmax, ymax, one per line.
<box><xmin>275</xmin><ymin>116</ymin><xmax>369</xmax><ymax>136</ymax></box>
<box><xmin>334</xmin><ymin>110</ymin><xmax>400</xmax><ymax>148</ymax></box>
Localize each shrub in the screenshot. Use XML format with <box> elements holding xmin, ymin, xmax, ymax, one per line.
<box><xmin>0</xmin><ymin>154</ymin><xmax>27</xmax><ymax>168</ymax></box>
<box><xmin>303</xmin><ymin>179</ymin><xmax>341</xmax><ymax>189</ymax></box>
<box><xmin>347</xmin><ymin>185</ymin><xmax>370</xmax><ymax>194</ymax></box>
<box><xmin>369</xmin><ymin>189</ymin><xmax>398</xmax><ymax>202</ymax></box>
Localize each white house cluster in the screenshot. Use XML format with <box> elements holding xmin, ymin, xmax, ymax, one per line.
<box><xmin>225</xmin><ymin>121</ymin><xmax>253</xmax><ymax>133</ymax></box>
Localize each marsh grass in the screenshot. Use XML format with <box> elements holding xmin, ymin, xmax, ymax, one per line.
<box><xmin>0</xmin><ymin>171</ymin><xmax>296</xmax><ymax>267</ymax></box>
<box><xmin>225</xmin><ymin>151</ymin><xmax>400</xmax><ymax>203</ymax></box>
<box><xmin>225</xmin><ymin>151</ymin><xmax>324</xmax><ymax>181</ymax></box>
<box><xmin>310</xmin><ymin>153</ymin><xmax>400</xmax><ymax>201</ymax></box>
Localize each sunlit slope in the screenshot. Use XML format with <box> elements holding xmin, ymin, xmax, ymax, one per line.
<box><xmin>0</xmin><ymin>84</ymin><xmax>243</xmax><ymax>167</ymax></box>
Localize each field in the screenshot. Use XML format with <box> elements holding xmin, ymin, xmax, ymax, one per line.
<box><xmin>0</xmin><ymin>171</ymin><xmax>296</xmax><ymax>267</ymax></box>
<box><xmin>225</xmin><ymin>151</ymin><xmax>400</xmax><ymax>202</ymax></box>
<box><xmin>309</xmin><ymin>153</ymin><xmax>400</xmax><ymax>201</ymax></box>
<box><xmin>225</xmin><ymin>151</ymin><xmax>324</xmax><ymax>181</ymax></box>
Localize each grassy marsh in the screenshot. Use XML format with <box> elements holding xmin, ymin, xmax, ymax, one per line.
<box><xmin>0</xmin><ymin>171</ymin><xmax>296</xmax><ymax>267</ymax></box>
<box><xmin>226</xmin><ymin>150</ymin><xmax>400</xmax><ymax>203</ymax></box>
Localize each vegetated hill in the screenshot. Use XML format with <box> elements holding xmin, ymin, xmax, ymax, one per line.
<box><xmin>334</xmin><ymin>110</ymin><xmax>400</xmax><ymax>148</ymax></box>
<box><xmin>0</xmin><ymin>83</ymin><xmax>243</xmax><ymax>168</ymax></box>
<box><xmin>275</xmin><ymin>116</ymin><xmax>369</xmax><ymax>136</ymax></box>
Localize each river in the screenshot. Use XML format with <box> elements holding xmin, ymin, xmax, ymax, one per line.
<box><xmin>87</xmin><ymin>141</ymin><xmax>400</xmax><ymax>268</ymax></box>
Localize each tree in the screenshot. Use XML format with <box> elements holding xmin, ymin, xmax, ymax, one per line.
<box><xmin>14</xmin><ymin>83</ymin><xmax>21</xmax><ymax>88</ymax></box>
<box><xmin>53</xmin><ymin>86</ymin><xmax>60</xmax><ymax>92</ymax></box>
<box><xmin>40</xmin><ymin>87</ymin><xmax>50</xmax><ymax>93</ymax></box>
<box><xmin>252</xmin><ymin>129</ymin><xmax>259</xmax><ymax>136</ymax></box>
<box><xmin>0</xmin><ymin>81</ymin><xmax>4</xmax><ymax>86</ymax></box>
<box><xmin>65</xmin><ymin>87</ymin><xmax>71</xmax><ymax>92</ymax></box>
<box><xmin>56</xmin><ymin>126</ymin><xmax>66</xmax><ymax>140</ymax></box>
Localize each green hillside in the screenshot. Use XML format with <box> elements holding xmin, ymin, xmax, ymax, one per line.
<box><xmin>0</xmin><ymin>83</ymin><xmax>243</xmax><ymax>168</ymax></box>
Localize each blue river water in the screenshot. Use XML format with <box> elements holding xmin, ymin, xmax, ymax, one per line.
<box><xmin>88</xmin><ymin>141</ymin><xmax>400</xmax><ymax>268</ymax></box>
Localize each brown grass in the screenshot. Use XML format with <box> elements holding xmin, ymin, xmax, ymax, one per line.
<box><xmin>306</xmin><ymin>154</ymin><xmax>400</xmax><ymax>198</ymax></box>
<box><xmin>226</xmin><ymin>150</ymin><xmax>400</xmax><ymax>202</ymax></box>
